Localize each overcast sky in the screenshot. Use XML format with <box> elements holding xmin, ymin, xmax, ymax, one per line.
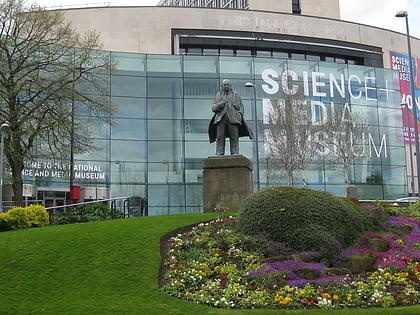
<box><xmin>30</xmin><ymin>0</ymin><xmax>420</xmax><ymax>38</ymax></box>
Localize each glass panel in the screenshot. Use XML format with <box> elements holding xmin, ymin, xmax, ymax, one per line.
<box><xmin>184</xmin><ymin>141</ymin><xmax>214</xmax><ymax>159</ymax></box>
<box><xmin>146</xmin><ymin>55</ymin><xmax>182</xmax><ymax>77</ymax></box>
<box><xmin>183</xmin><ymin>78</ymin><xmax>219</xmax><ymax>98</ymax></box>
<box><xmin>147</xmin><ymin>184</ymin><xmax>185</xmax><ymax>216</ymax></box>
<box><xmin>378</xmin><ymin>107</ymin><xmax>402</xmax><ymax>127</ymax></box>
<box><xmin>146</xmin><ymin>77</ymin><xmax>183</xmax><ymax>98</ymax></box>
<box><xmin>112</xmin><ymin>52</ymin><xmax>145</xmax><ymax>75</ymax></box>
<box><xmin>111</xmin><ymin>140</ymin><xmax>147</xmax><ymax>162</ymax></box>
<box><xmin>219</xmin><ymin>56</ymin><xmax>253</xmax><ymax>76</ymax></box>
<box><xmin>273</xmin><ymin>51</ymin><xmax>288</xmax><ymax>59</ymax></box>
<box><xmin>203</xmin><ymin>48</ymin><xmax>218</xmax><ymax>56</ymax></box>
<box><xmin>148</xmin><ymin>120</ymin><xmax>182</xmax><ymax>141</ymax></box>
<box><xmin>148</xmin><ymin>141</ymin><xmax>183</xmax><ymax>162</ymax></box>
<box><xmin>77</xmin><ymin>139</ymin><xmax>109</xmax><ymax>161</ymax></box>
<box><xmin>220</xmin><ymin>49</ymin><xmax>234</xmax><ymax>56</ymax></box>
<box><xmin>183</xmin><ymin>55</ymin><xmax>218</xmax><ymax>75</ymax></box>
<box><xmin>184</xmin><ymin>119</ymin><xmax>208</xmax><ymax>135</ymax></box>
<box><xmin>185</xmin><ymin>184</ymin><xmax>203</xmax><ymax>213</ymax></box>
<box><xmin>307</xmin><ymin>54</ymin><xmax>321</xmax><ymax>61</ymax></box>
<box><xmin>256</xmin><ymin>50</ymin><xmax>271</xmax><ymax>58</ymax></box>
<box><xmin>187</xmin><ymin>47</ymin><xmax>202</xmax><ymax>55</ymax></box>
<box><xmin>111</xmin><ymin>75</ymin><xmax>146</xmax><ymax>97</ymax></box>
<box><xmin>375</xmin><ymin>68</ymin><xmax>400</xmax><ymax>90</ymax></box>
<box><xmin>148</xmin><ymin>98</ymin><xmax>182</xmax><ymax>119</ymax></box>
<box><xmin>237</xmin><ymin>49</ymin><xmax>252</xmax><ymax>57</ymax></box>
<box><xmin>184</xmin><ymin>99</ymin><xmax>213</xmax><ymax>119</ymax></box>
<box><xmin>113</xmin><ymin>97</ymin><xmax>146</xmax><ymax>118</ymax></box>
<box><xmin>147</xmin><ymin>185</ymin><xmax>171</xmax><ymax>216</ymax></box>
<box><xmin>112</xmin><ymin>118</ymin><xmax>147</xmax><ymax>140</ymax></box>
<box><xmin>148</xmin><ymin>162</ymin><xmax>183</xmax><ymax>183</ymax></box>
<box><xmin>111</xmin><ymin>162</ymin><xmax>146</xmax><ymax>184</ymax></box>
<box><xmin>291</xmin><ymin>53</ymin><xmax>305</xmax><ymax>60</ymax></box>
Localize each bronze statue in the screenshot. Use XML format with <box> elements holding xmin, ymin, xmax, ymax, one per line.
<box><xmin>208</xmin><ymin>79</ymin><xmax>253</xmax><ymax>155</ymax></box>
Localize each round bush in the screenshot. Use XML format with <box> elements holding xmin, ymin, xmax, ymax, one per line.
<box><xmin>26</xmin><ymin>204</ymin><xmax>50</xmax><ymax>227</ymax></box>
<box><xmin>236</xmin><ymin>186</ymin><xmax>379</xmax><ymax>253</ymax></box>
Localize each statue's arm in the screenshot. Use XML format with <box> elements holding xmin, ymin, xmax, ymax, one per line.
<box><xmin>212</xmin><ymin>94</ymin><xmax>225</xmax><ymax>112</ymax></box>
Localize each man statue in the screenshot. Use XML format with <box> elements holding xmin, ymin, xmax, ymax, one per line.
<box><xmin>208</xmin><ymin>79</ymin><xmax>253</xmax><ymax>155</ymax></box>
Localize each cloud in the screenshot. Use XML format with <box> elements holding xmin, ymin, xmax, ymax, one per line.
<box><xmin>340</xmin><ymin>0</ymin><xmax>420</xmax><ymax>38</ymax></box>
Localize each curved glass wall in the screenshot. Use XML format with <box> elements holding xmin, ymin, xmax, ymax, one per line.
<box><xmin>22</xmin><ymin>53</ymin><xmax>407</xmax><ymax>215</ymax></box>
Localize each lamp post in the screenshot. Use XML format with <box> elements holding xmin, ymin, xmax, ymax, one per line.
<box><xmin>396</xmin><ymin>10</ymin><xmax>420</xmax><ymax>196</ymax></box>
<box><xmin>0</xmin><ymin>122</ymin><xmax>10</xmax><ymax>212</ymax></box>
<box><xmin>401</xmin><ymin>103</ymin><xmax>415</xmax><ymax>194</ymax></box>
<box><xmin>163</xmin><ymin>160</ymin><xmax>170</xmax><ymax>214</ymax></box>
<box><xmin>245</xmin><ymin>82</ymin><xmax>260</xmax><ymax>190</ymax></box>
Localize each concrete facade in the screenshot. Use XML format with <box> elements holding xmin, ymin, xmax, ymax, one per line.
<box><xmin>60</xmin><ymin>6</ymin><xmax>419</xmax><ymax>69</ymax></box>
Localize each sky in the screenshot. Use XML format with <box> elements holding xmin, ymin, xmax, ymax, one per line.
<box><xmin>30</xmin><ymin>0</ymin><xmax>420</xmax><ymax>38</ymax></box>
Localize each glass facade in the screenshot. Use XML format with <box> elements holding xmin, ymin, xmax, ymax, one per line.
<box><xmin>22</xmin><ymin>52</ymin><xmax>407</xmax><ymax>215</ymax></box>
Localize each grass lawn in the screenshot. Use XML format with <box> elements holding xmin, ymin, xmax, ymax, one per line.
<box><xmin>0</xmin><ymin>213</ymin><xmax>419</xmax><ymax>315</ymax></box>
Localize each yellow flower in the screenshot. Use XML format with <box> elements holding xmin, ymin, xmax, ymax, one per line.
<box><xmin>282</xmin><ymin>297</ymin><xmax>292</xmax><ymax>305</ymax></box>
<box><xmin>333</xmin><ymin>294</ymin><xmax>339</xmax><ymax>301</ymax></box>
<box><xmin>274</xmin><ymin>294</ymin><xmax>283</xmax><ymax>303</ymax></box>
<box><xmin>322</xmin><ymin>292</ymin><xmax>331</xmax><ymax>299</ymax></box>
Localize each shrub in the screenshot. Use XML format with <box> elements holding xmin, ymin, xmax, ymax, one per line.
<box><xmin>0</xmin><ymin>212</ymin><xmax>11</xmax><ymax>231</ymax></box>
<box><xmin>54</xmin><ymin>202</ymin><xmax>118</xmax><ymax>225</ymax></box>
<box><xmin>0</xmin><ymin>205</ymin><xmax>49</xmax><ymax>231</ymax></box>
<box><xmin>236</xmin><ymin>186</ymin><xmax>380</xmax><ymax>257</ymax></box>
<box><xmin>25</xmin><ymin>204</ymin><xmax>49</xmax><ymax>227</ymax></box>
<box><xmin>401</xmin><ymin>201</ymin><xmax>420</xmax><ymax>219</ymax></box>
<box><xmin>1</xmin><ymin>207</ymin><xmax>30</xmax><ymax>230</ymax></box>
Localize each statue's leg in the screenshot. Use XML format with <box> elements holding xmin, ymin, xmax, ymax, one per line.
<box><xmin>216</xmin><ymin>116</ymin><xmax>227</xmax><ymax>155</ymax></box>
<box><xmin>228</xmin><ymin>123</ymin><xmax>239</xmax><ymax>155</ymax></box>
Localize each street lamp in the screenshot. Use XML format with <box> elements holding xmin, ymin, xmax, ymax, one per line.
<box><xmin>0</xmin><ymin>122</ymin><xmax>10</xmax><ymax>212</ymax></box>
<box><xmin>245</xmin><ymin>82</ymin><xmax>260</xmax><ymax>190</ymax></box>
<box><xmin>401</xmin><ymin>103</ymin><xmax>415</xmax><ymax>194</ymax></box>
<box><xmin>396</xmin><ymin>10</ymin><xmax>420</xmax><ymax>196</ymax></box>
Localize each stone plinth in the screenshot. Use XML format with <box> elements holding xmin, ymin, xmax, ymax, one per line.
<box><xmin>202</xmin><ymin>155</ymin><xmax>253</xmax><ymax>213</ymax></box>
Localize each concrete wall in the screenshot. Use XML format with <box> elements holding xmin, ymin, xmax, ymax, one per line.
<box><xmin>249</xmin><ymin>0</ymin><xmax>291</xmax><ymax>13</ymax></box>
<box><xmin>248</xmin><ymin>0</ymin><xmax>340</xmax><ymax>19</ymax></box>
<box><xmin>61</xmin><ymin>6</ymin><xmax>420</xmax><ymax>67</ymax></box>
<box><xmin>301</xmin><ymin>0</ymin><xmax>340</xmax><ymax>19</ymax></box>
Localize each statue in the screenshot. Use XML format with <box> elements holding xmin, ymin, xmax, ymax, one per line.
<box><xmin>208</xmin><ymin>79</ymin><xmax>253</xmax><ymax>155</ymax></box>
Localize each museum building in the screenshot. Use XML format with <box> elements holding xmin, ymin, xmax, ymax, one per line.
<box><xmin>21</xmin><ymin>0</ymin><xmax>420</xmax><ymax>215</ymax></box>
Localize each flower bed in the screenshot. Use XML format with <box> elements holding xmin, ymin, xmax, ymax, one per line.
<box><xmin>161</xmin><ymin>214</ymin><xmax>420</xmax><ymax>309</ymax></box>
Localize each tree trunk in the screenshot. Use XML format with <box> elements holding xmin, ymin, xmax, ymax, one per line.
<box><xmin>300</xmin><ymin>168</ymin><xmax>308</xmax><ymax>187</ymax></box>
<box><xmin>12</xmin><ymin>162</ymin><xmax>23</xmax><ymax>207</ymax></box>
<box><xmin>343</xmin><ymin>158</ymin><xmax>350</xmax><ymax>196</ymax></box>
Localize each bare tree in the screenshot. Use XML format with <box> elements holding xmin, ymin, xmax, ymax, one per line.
<box><xmin>314</xmin><ymin>102</ymin><xmax>367</xmax><ymax>194</ymax></box>
<box><xmin>0</xmin><ymin>0</ymin><xmax>114</xmax><ymax>206</ymax></box>
<box><xmin>264</xmin><ymin>94</ymin><xmax>318</xmax><ymax>187</ymax></box>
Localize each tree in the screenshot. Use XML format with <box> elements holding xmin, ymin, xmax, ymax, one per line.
<box><xmin>264</xmin><ymin>90</ymin><xmax>318</xmax><ymax>186</ymax></box>
<box><xmin>0</xmin><ymin>0</ymin><xmax>114</xmax><ymax>206</ymax></box>
<box><xmin>313</xmin><ymin>102</ymin><xmax>367</xmax><ymax>194</ymax></box>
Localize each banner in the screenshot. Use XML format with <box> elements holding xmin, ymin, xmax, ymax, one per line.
<box><xmin>390</xmin><ymin>51</ymin><xmax>420</xmax><ymax>144</ymax></box>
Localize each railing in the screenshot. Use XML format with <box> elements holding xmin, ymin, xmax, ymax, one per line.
<box><xmin>45</xmin><ymin>196</ymin><xmax>135</xmax><ymax>223</ymax></box>
<box><xmin>45</xmin><ymin>196</ymin><xmax>130</xmax><ymax>212</ymax></box>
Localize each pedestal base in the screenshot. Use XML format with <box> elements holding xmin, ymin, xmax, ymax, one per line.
<box><xmin>202</xmin><ymin>155</ymin><xmax>253</xmax><ymax>213</ymax></box>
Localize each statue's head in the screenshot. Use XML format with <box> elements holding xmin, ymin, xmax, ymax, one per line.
<box><xmin>222</xmin><ymin>79</ymin><xmax>231</xmax><ymax>92</ymax></box>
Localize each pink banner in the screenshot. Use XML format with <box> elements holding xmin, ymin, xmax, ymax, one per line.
<box><xmin>390</xmin><ymin>51</ymin><xmax>420</xmax><ymax>144</ymax></box>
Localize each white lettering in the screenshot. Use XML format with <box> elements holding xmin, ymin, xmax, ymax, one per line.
<box><xmin>261</xmin><ymin>68</ymin><xmax>279</xmax><ymax>94</ymax></box>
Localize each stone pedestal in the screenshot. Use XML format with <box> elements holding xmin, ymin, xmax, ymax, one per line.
<box><xmin>202</xmin><ymin>155</ymin><xmax>253</xmax><ymax>213</ymax></box>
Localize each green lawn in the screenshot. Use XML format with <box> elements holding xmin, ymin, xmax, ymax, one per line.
<box><xmin>0</xmin><ymin>213</ymin><xmax>419</xmax><ymax>315</ymax></box>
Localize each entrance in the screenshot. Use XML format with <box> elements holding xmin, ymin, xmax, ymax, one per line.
<box><xmin>38</xmin><ymin>189</ymin><xmax>68</xmax><ymax>214</ymax></box>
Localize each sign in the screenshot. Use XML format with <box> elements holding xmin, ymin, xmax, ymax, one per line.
<box><xmin>390</xmin><ymin>51</ymin><xmax>420</xmax><ymax>144</ymax></box>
